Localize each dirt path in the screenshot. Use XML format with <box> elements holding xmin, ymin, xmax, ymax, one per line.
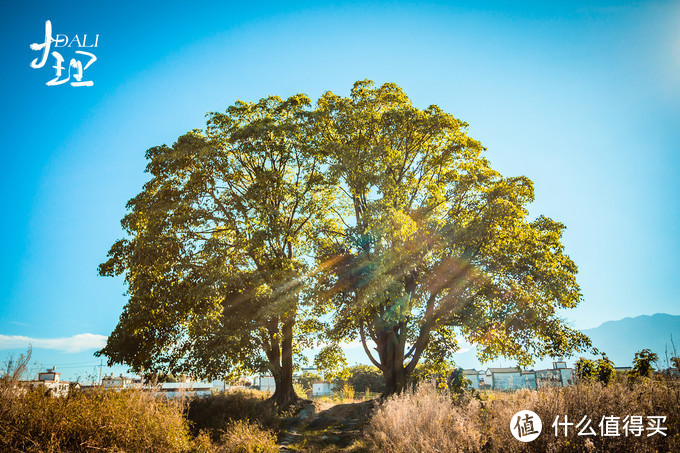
<box><xmin>278</xmin><ymin>400</ymin><xmax>376</xmax><ymax>452</ymax></box>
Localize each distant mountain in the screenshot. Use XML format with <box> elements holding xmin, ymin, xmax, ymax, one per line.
<box><xmin>582</xmin><ymin>313</ymin><xmax>680</xmax><ymax>368</ymax></box>
<box><xmin>340</xmin><ymin>313</ymin><xmax>680</xmax><ymax>371</ymax></box>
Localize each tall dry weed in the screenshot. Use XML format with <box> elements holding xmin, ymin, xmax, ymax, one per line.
<box><xmin>0</xmin><ymin>385</ymin><xmax>193</xmax><ymax>452</ymax></box>
<box><xmin>213</xmin><ymin>419</ymin><xmax>278</xmax><ymax>453</ymax></box>
<box><xmin>364</xmin><ymin>377</ymin><xmax>680</xmax><ymax>452</ymax></box>
<box><xmin>364</xmin><ymin>384</ymin><xmax>482</xmax><ymax>452</ymax></box>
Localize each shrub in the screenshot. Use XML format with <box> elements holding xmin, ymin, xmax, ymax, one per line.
<box><xmin>333</xmin><ymin>365</ymin><xmax>385</xmax><ymax>395</ymax></box>
<box><xmin>672</xmin><ymin>357</ymin><xmax>680</xmax><ymax>372</ymax></box>
<box><xmin>575</xmin><ymin>356</ymin><xmax>616</xmax><ymax>385</ymax></box>
<box><xmin>337</xmin><ymin>382</ymin><xmax>355</xmax><ymax>401</ymax></box>
<box><xmin>185</xmin><ymin>389</ymin><xmax>278</xmax><ymax>440</ymax></box>
<box><xmin>447</xmin><ymin>367</ymin><xmax>472</xmax><ymax>393</ymax></box>
<box><xmin>411</xmin><ymin>362</ymin><xmax>469</xmax><ymax>392</ymax></box>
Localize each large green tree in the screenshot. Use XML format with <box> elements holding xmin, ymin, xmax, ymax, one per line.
<box><xmin>98</xmin><ymin>94</ymin><xmax>334</xmax><ymax>407</ymax></box>
<box><xmin>312</xmin><ymin>80</ymin><xmax>591</xmax><ymax>395</ymax></box>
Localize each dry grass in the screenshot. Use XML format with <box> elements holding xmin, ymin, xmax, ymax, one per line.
<box><xmin>5</xmin><ymin>367</ymin><xmax>677</xmax><ymax>452</ymax></box>
<box><xmin>364</xmin><ymin>376</ymin><xmax>680</xmax><ymax>452</ymax></box>
<box><xmin>213</xmin><ymin>419</ymin><xmax>279</xmax><ymax>453</ymax></box>
<box><xmin>0</xmin><ymin>380</ymin><xmax>284</xmax><ymax>453</ymax></box>
<box><xmin>364</xmin><ymin>384</ymin><xmax>482</xmax><ymax>452</ymax></box>
<box><xmin>0</xmin><ymin>386</ymin><xmax>193</xmax><ymax>452</ymax></box>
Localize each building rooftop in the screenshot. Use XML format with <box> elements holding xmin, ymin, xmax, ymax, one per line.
<box><xmin>486</xmin><ymin>367</ymin><xmax>520</xmax><ymax>374</ymax></box>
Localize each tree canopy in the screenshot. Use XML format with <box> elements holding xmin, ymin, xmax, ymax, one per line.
<box><xmin>99</xmin><ymin>80</ymin><xmax>590</xmax><ymax>401</ymax></box>
<box><xmin>98</xmin><ymin>93</ymin><xmax>335</xmax><ymax>406</ymax></box>
<box><xmin>311</xmin><ymin>80</ymin><xmax>590</xmax><ymax>393</ymax></box>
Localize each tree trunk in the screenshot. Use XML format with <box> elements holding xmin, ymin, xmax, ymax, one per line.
<box><xmin>266</xmin><ymin>314</ymin><xmax>300</xmax><ymax>409</ymax></box>
<box><xmin>378</xmin><ymin>327</ymin><xmax>411</xmax><ymax>396</ymax></box>
<box><xmin>383</xmin><ymin>364</ymin><xmax>409</xmax><ymax>395</ymax></box>
<box><xmin>269</xmin><ymin>368</ymin><xmax>297</xmax><ymax>408</ymax></box>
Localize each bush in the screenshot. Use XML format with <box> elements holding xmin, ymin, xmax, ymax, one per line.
<box><xmin>185</xmin><ymin>389</ymin><xmax>278</xmax><ymax>441</ymax></box>
<box><xmin>411</xmin><ymin>362</ymin><xmax>469</xmax><ymax>392</ymax></box>
<box><xmin>575</xmin><ymin>356</ymin><xmax>616</xmax><ymax>385</ymax></box>
<box><xmin>333</xmin><ymin>365</ymin><xmax>385</xmax><ymax>395</ymax></box>
<box><xmin>672</xmin><ymin>357</ymin><xmax>680</xmax><ymax>372</ymax></box>
<box><xmin>340</xmin><ymin>382</ymin><xmax>355</xmax><ymax>400</ymax></box>
<box><xmin>575</xmin><ymin>357</ymin><xmax>596</xmax><ymax>382</ymax></box>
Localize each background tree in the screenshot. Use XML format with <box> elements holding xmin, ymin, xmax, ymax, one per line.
<box><xmin>332</xmin><ymin>365</ymin><xmax>385</xmax><ymax>394</ymax></box>
<box><xmin>347</xmin><ymin>365</ymin><xmax>385</xmax><ymax>394</ymax></box>
<box><xmin>296</xmin><ymin>371</ymin><xmax>322</xmax><ymax>391</ymax></box>
<box><xmin>574</xmin><ymin>357</ymin><xmax>597</xmax><ymax>382</ymax></box>
<box><xmin>98</xmin><ymin>94</ymin><xmax>334</xmax><ymax>408</ymax></box>
<box><xmin>596</xmin><ymin>355</ymin><xmax>615</xmax><ymax>385</ymax></box>
<box><xmin>411</xmin><ymin>361</ymin><xmax>467</xmax><ymax>392</ymax></box>
<box><xmin>671</xmin><ymin>357</ymin><xmax>680</xmax><ymax>372</ymax></box>
<box><xmin>630</xmin><ymin>349</ymin><xmax>658</xmax><ymax>379</ymax></box>
<box><xmin>1</xmin><ymin>346</ymin><xmax>32</xmax><ymax>384</ymax></box>
<box><xmin>445</xmin><ymin>367</ymin><xmax>471</xmax><ymax>393</ymax></box>
<box><xmin>313</xmin><ymin>80</ymin><xmax>591</xmax><ymax>395</ymax></box>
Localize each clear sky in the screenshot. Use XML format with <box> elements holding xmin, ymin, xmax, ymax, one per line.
<box><xmin>1</xmin><ymin>0</ymin><xmax>679</xmax><ymax>380</ymax></box>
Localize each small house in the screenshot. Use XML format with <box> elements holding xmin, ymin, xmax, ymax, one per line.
<box><xmin>312</xmin><ymin>380</ymin><xmax>333</xmax><ymax>396</ymax></box>
<box><xmin>486</xmin><ymin>367</ymin><xmax>521</xmax><ymax>390</ymax></box>
<box><xmin>463</xmin><ymin>369</ymin><xmax>480</xmax><ymax>389</ymax></box>
<box><xmin>101</xmin><ymin>373</ymin><xmax>142</xmax><ymax>389</ymax></box>
<box><xmin>519</xmin><ymin>370</ymin><xmax>537</xmax><ymax>389</ymax></box>
<box><xmin>25</xmin><ymin>368</ymin><xmax>70</xmax><ymax>397</ymax></box>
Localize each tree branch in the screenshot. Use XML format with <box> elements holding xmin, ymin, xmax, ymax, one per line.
<box><xmin>360</xmin><ymin>322</ymin><xmax>386</xmax><ymax>372</ymax></box>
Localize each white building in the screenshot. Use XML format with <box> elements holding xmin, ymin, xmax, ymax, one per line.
<box><xmin>255</xmin><ymin>375</ymin><xmax>276</xmax><ymax>393</ymax></box>
<box><xmin>463</xmin><ymin>369</ymin><xmax>480</xmax><ymax>389</ymax></box>
<box><xmin>156</xmin><ymin>382</ymin><xmax>212</xmax><ymax>397</ymax></box>
<box><xmin>312</xmin><ymin>380</ymin><xmax>333</xmax><ymax>396</ymax></box>
<box><xmin>101</xmin><ymin>373</ymin><xmax>143</xmax><ymax>389</ymax></box>
<box><xmin>486</xmin><ymin>367</ymin><xmax>522</xmax><ymax>390</ymax></box>
<box><xmin>474</xmin><ymin>362</ymin><xmax>575</xmax><ymax>390</ymax></box>
<box><xmin>21</xmin><ymin>368</ymin><xmax>70</xmax><ymax>397</ymax></box>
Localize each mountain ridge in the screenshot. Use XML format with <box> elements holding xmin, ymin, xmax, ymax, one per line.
<box><xmin>581</xmin><ymin>313</ymin><xmax>680</xmax><ymax>368</ymax></box>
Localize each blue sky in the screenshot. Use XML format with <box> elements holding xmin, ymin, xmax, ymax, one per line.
<box><xmin>1</xmin><ymin>0</ymin><xmax>679</xmax><ymax>380</ymax></box>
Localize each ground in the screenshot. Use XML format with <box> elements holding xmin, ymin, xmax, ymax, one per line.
<box><xmin>278</xmin><ymin>400</ymin><xmax>376</xmax><ymax>452</ymax></box>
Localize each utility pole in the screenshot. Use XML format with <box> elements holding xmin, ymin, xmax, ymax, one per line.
<box><xmin>98</xmin><ymin>359</ymin><xmax>102</xmax><ymax>386</ymax></box>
